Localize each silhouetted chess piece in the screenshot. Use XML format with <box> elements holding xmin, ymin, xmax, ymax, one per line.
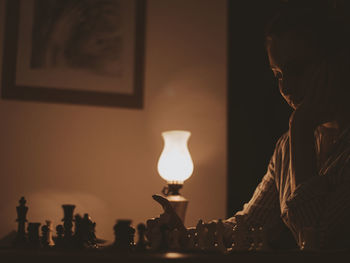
<box><xmin>74</xmin><ymin>213</ymin><xmax>99</xmax><ymax>249</ymax></box>
<box><xmin>113</xmin><ymin>220</ymin><xmax>135</xmax><ymax>251</ymax></box>
<box><xmin>27</xmin><ymin>223</ymin><xmax>41</xmax><ymax>248</ymax></box>
<box><xmin>135</xmin><ymin>223</ymin><xmax>148</xmax><ymax>252</ymax></box>
<box><xmin>62</xmin><ymin>204</ymin><xmax>75</xmax><ymax>247</ymax></box>
<box><xmin>41</xmin><ymin>221</ymin><xmax>55</xmax><ymax>248</ymax></box>
<box><xmin>84</xmin><ymin>213</ymin><xmax>99</xmax><ymax>248</ymax></box>
<box><xmin>54</xmin><ymin>224</ymin><xmax>64</xmax><ymax>248</ymax></box>
<box><xmin>13</xmin><ymin>197</ymin><xmax>28</xmax><ymax>248</ymax></box>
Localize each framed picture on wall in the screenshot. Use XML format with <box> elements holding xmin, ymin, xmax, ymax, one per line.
<box><xmin>1</xmin><ymin>0</ymin><xmax>146</xmax><ymax>108</ymax></box>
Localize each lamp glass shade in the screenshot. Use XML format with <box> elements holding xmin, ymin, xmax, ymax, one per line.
<box><xmin>157</xmin><ymin>130</ymin><xmax>194</xmax><ymax>184</ymax></box>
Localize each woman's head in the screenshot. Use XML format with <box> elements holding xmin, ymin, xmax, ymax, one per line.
<box><xmin>265</xmin><ymin>8</ymin><xmax>350</xmax><ymax>112</ymax></box>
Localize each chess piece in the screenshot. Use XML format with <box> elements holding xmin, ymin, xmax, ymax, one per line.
<box><xmin>255</xmin><ymin>226</ymin><xmax>270</xmax><ymax>251</ymax></box>
<box><xmin>13</xmin><ymin>197</ymin><xmax>28</xmax><ymax>248</ymax></box>
<box><xmin>41</xmin><ymin>221</ymin><xmax>55</xmax><ymax>248</ymax></box>
<box><xmin>62</xmin><ymin>205</ymin><xmax>75</xmax><ymax>238</ymax></box>
<box><xmin>196</xmin><ymin>219</ymin><xmax>208</xmax><ymax>250</ymax></box>
<box><xmin>83</xmin><ymin>213</ymin><xmax>99</xmax><ymax>248</ymax></box>
<box><xmin>159</xmin><ymin>224</ymin><xmax>170</xmax><ymax>251</ymax></box>
<box><xmin>248</xmin><ymin>226</ymin><xmax>257</xmax><ymax>251</ymax></box>
<box><xmin>185</xmin><ymin>227</ymin><xmax>197</xmax><ymax>251</ymax></box>
<box><xmin>61</xmin><ymin>204</ymin><xmax>75</xmax><ymax>247</ymax></box>
<box><xmin>54</xmin><ymin>224</ymin><xmax>64</xmax><ymax>248</ymax></box>
<box><xmin>167</xmin><ymin>228</ymin><xmax>181</xmax><ymax>250</ymax></box>
<box><xmin>27</xmin><ymin>222</ymin><xmax>41</xmax><ymax>248</ymax></box>
<box><xmin>216</xmin><ymin>219</ymin><xmax>227</xmax><ymax>253</ymax></box>
<box><xmin>145</xmin><ymin>218</ymin><xmax>162</xmax><ymax>251</ymax></box>
<box><xmin>206</xmin><ymin>222</ymin><xmax>217</xmax><ymax>251</ymax></box>
<box><xmin>113</xmin><ymin>219</ymin><xmax>135</xmax><ymax>251</ymax></box>
<box><xmin>135</xmin><ymin>223</ymin><xmax>148</xmax><ymax>252</ymax></box>
<box><xmin>231</xmin><ymin>215</ymin><xmax>251</xmax><ymax>251</ymax></box>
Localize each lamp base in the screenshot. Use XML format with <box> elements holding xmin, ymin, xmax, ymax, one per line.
<box><xmin>166</xmin><ymin>195</ymin><xmax>188</xmax><ymax>224</ymax></box>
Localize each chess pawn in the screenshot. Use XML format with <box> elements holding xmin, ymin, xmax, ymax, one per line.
<box><xmin>41</xmin><ymin>221</ymin><xmax>55</xmax><ymax>248</ymax></box>
<box><xmin>13</xmin><ymin>197</ymin><xmax>28</xmax><ymax>248</ymax></box>
<box><xmin>113</xmin><ymin>219</ymin><xmax>135</xmax><ymax>251</ymax></box>
<box><xmin>54</xmin><ymin>224</ymin><xmax>64</xmax><ymax>248</ymax></box>
<box><xmin>135</xmin><ymin>223</ymin><xmax>148</xmax><ymax>252</ymax></box>
<box><xmin>27</xmin><ymin>222</ymin><xmax>41</xmax><ymax>248</ymax></box>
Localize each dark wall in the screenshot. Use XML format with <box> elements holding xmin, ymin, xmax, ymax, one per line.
<box><xmin>227</xmin><ymin>0</ymin><xmax>291</xmax><ymax>216</ymax></box>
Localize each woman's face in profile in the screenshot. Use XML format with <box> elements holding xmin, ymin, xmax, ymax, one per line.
<box><xmin>266</xmin><ymin>32</ymin><xmax>320</xmax><ymax>110</ymax></box>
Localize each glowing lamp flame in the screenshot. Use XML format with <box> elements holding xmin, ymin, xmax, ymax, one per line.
<box><xmin>157</xmin><ymin>130</ymin><xmax>194</xmax><ymax>184</ymax></box>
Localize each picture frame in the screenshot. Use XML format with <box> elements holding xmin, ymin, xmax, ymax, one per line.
<box><xmin>1</xmin><ymin>0</ymin><xmax>146</xmax><ymax>109</ymax></box>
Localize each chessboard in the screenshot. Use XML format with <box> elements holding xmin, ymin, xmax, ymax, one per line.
<box><xmin>2</xmin><ymin>197</ymin><xmax>350</xmax><ymax>263</ymax></box>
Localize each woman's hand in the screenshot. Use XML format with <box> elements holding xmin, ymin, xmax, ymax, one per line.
<box><xmin>145</xmin><ymin>195</ymin><xmax>187</xmax><ymax>249</ymax></box>
<box><xmin>290</xmin><ymin>59</ymin><xmax>337</xmax><ymax>130</ymax></box>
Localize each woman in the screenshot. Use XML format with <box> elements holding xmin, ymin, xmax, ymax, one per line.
<box><xmin>148</xmin><ymin>8</ymin><xmax>350</xmax><ymax>250</ymax></box>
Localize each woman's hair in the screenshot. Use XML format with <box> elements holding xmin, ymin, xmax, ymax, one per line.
<box><xmin>264</xmin><ymin>7</ymin><xmax>350</xmax><ymax>56</ymax></box>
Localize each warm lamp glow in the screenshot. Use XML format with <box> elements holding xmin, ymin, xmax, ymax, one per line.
<box><xmin>157</xmin><ymin>130</ymin><xmax>194</xmax><ymax>184</ymax></box>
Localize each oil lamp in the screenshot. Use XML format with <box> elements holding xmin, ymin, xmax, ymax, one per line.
<box><xmin>157</xmin><ymin>130</ymin><xmax>194</xmax><ymax>223</ymax></box>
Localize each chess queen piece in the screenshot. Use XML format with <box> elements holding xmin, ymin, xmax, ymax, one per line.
<box><xmin>62</xmin><ymin>204</ymin><xmax>75</xmax><ymax>247</ymax></box>
<box><xmin>113</xmin><ymin>219</ymin><xmax>135</xmax><ymax>251</ymax></box>
<box><xmin>27</xmin><ymin>223</ymin><xmax>41</xmax><ymax>248</ymax></box>
<box><xmin>13</xmin><ymin>197</ymin><xmax>28</xmax><ymax>248</ymax></box>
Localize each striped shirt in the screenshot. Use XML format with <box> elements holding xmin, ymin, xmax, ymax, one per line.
<box><xmin>224</xmin><ymin>125</ymin><xmax>350</xmax><ymax>249</ymax></box>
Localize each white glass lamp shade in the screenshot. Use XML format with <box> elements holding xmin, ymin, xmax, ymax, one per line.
<box><xmin>157</xmin><ymin>130</ymin><xmax>194</xmax><ymax>184</ymax></box>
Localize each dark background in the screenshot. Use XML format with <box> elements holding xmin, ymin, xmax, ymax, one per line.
<box><xmin>227</xmin><ymin>0</ymin><xmax>293</xmax><ymax>216</ymax></box>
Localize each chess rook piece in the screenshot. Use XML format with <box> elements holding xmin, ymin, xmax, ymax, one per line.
<box><xmin>13</xmin><ymin>197</ymin><xmax>28</xmax><ymax>248</ymax></box>
<box><xmin>27</xmin><ymin>222</ymin><xmax>41</xmax><ymax>248</ymax></box>
<box><xmin>113</xmin><ymin>219</ymin><xmax>135</xmax><ymax>252</ymax></box>
<box><xmin>41</xmin><ymin>220</ymin><xmax>55</xmax><ymax>248</ymax></box>
<box><xmin>135</xmin><ymin>223</ymin><xmax>148</xmax><ymax>252</ymax></box>
<box><xmin>61</xmin><ymin>205</ymin><xmax>75</xmax><ymax>245</ymax></box>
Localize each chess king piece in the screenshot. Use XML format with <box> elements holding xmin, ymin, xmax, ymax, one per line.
<box><xmin>13</xmin><ymin>197</ymin><xmax>28</xmax><ymax>248</ymax></box>
<box><xmin>113</xmin><ymin>219</ymin><xmax>135</xmax><ymax>251</ymax></box>
<box><xmin>62</xmin><ymin>204</ymin><xmax>75</xmax><ymax>247</ymax></box>
<box><xmin>27</xmin><ymin>223</ymin><xmax>41</xmax><ymax>248</ymax></box>
<box><xmin>41</xmin><ymin>220</ymin><xmax>55</xmax><ymax>248</ymax></box>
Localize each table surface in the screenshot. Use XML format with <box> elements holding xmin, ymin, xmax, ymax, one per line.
<box><xmin>1</xmin><ymin>248</ymin><xmax>350</xmax><ymax>263</ymax></box>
